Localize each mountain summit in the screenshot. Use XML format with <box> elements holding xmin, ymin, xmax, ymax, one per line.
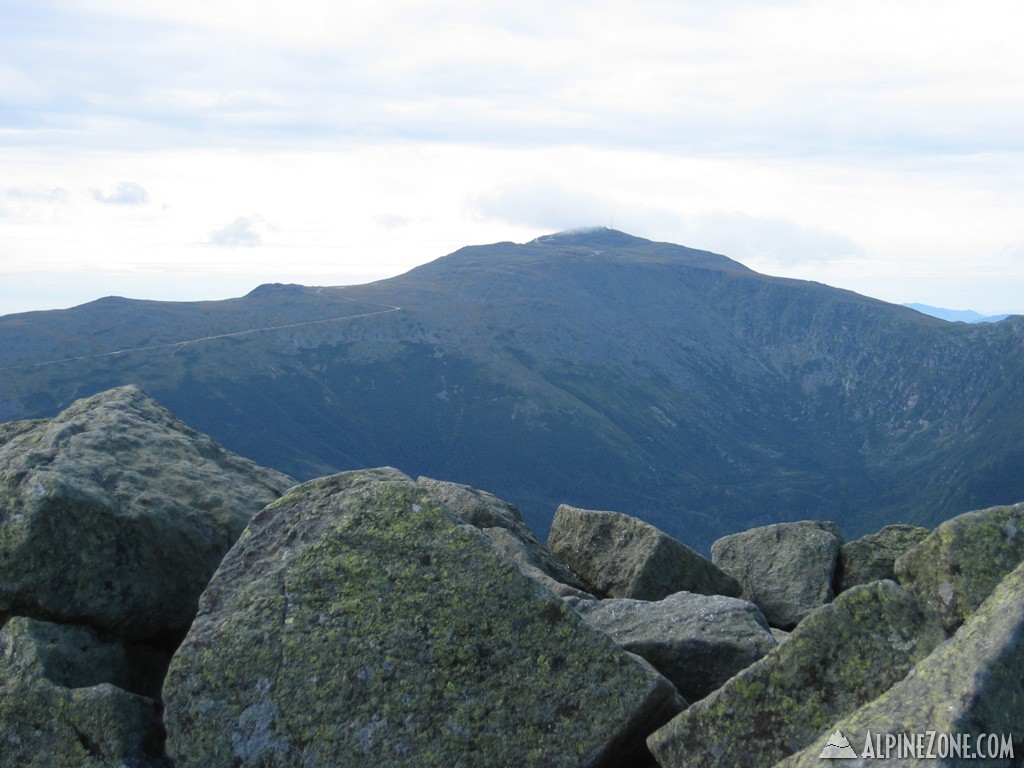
<box><xmin>1</xmin><ymin>230</ymin><xmax>1022</xmax><ymax>548</ymax></box>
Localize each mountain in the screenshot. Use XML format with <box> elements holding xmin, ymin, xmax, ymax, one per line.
<box><xmin>2</xmin><ymin>228</ymin><xmax>1023</xmax><ymax>550</ymax></box>
<box><xmin>904</xmin><ymin>303</ymin><xmax>1011</xmax><ymax>324</ymax></box>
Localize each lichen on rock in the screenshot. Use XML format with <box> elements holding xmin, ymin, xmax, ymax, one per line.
<box><xmin>837</xmin><ymin>524</ymin><xmax>930</xmax><ymax>593</ymax></box>
<box><xmin>164</xmin><ymin>468</ymin><xmax>684</xmax><ymax>767</ymax></box>
<box><xmin>895</xmin><ymin>501</ymin><xmax>1024</xmax><ymax>633</ymax></box>
<box><xmin>570</xmin><ymin>590</ymin><xmax>776</xmax><ymax>702</ymax></box>
<box><xmin>0</xmin><ymin>385</ymin><xmax>293</xmax><ymax>640</ymax></box>
<box><xmin>418</xmin><ymin>476</ymin><xmax>589</xmax><ymax>594</ymax></box>
<box><xmin>646</xmin><ymin>580</ymin><xmax>945</xmax><ymax>768</ymax></box>
<box><xmin>711</xmin><ymin>520</ymin><xmax>844</xmax><ymax>629</ymax></box>
<box><xmin>0</xmin><ymin>616</ymin><xmax>171</xmax><ymax>768</ymax></box>
<box><xmin>777</xmin><ymin>557</ymin><xmax>1024</xmax><ymax>767</ymax></box>
<box><xmin>547</xmin><ymin>504</ymin><xmax>741</xmax><ymax>601</ymax></box>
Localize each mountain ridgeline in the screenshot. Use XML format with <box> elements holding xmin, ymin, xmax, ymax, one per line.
<box><xmin>2</xmin><ymin>229</ymin><xmax>1022</xmax><ymax>549</ymax></box>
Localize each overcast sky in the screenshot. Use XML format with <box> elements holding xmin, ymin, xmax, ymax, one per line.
<box><xmin>3</xmin><ymin>0</ymin><xmax>1024</xmax><ymax>317</ymax></box>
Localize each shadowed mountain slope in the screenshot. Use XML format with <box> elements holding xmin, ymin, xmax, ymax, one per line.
<box><xmin>2</xmin><ymin>229</ymin><xmax>1022</xmax><ymax>550</ymax></box>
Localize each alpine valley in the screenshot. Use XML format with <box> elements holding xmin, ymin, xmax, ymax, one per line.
<box><xmin>2</xmin><ymin>228</ymin><xmax>1022</xmax><ymax>550</ymax></box>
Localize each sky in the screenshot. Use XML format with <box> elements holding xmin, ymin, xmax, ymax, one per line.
<box><xmin>2</xmin><ymin>0</ymin><xmax>1024</xmax><ymax>317</ymax></box>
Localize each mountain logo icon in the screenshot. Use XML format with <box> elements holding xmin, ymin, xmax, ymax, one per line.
<box><xmin>818</xmin><ymin>729</ymin><xmax>858</xmax><ymax>758</ymax></box>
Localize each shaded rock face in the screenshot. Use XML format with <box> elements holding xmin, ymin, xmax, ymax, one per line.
<box><xmin>711</xmin><ymin>520</ymin><xmax>844</xmax><ymax>629</ymax></box>
<box><xmin>163</xmin><ymin>468</ymin><xmax>685</xmax><ymax>768</ymax></box>
<box><xmin>417</xmin><ymin>476</ymin><xmax>588</xmax><ymax>594</ymax></box>
<box><xmin>647</xmin><ymin>580</ymin><xmax>945</xmax><ymax>768</ymax></box>
<box><xmin>0</xmin><ymin>616</ymin><xmax>171</xmax><ymax>768</ymax></box>
<box><xmin>0</xmin><ymin>385</ymin><xmax>294</xmax><ymax>640</ymax></box>
<box><xmin>895</xmin><ymin>502</ymin><xmax>1024</xmax><ymax>633</ymax></box>
<box><xmin>778</xmin><ymin>560</ymin><xmax>1024</xmax><ymax>768</ymax></box>
<box><xmin>570</xmin><ymin>591</ymin><xmax>776</xmax><ymax>703</ymax></box>
<box><xmin>837</xmin><ymin>524</ymin><xmax>930</xmax><ymax>593</ymax></box>
<box><xmin>547</xmin><ymin>505</ymin><xmax>741</xmax><ymax>601</ymax></box>
<box><xmin>480</xmin><ymin>527</ymin><xmax>594</xmax><ymax>599</ymax></box>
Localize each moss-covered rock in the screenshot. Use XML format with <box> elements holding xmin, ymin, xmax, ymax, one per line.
<box><xmin>646</xmin><ymin>580</ymin><xmax>945</xmax><ymax>768</ymax></box>
<box><xmin>418</xmin><ymin>476</ymin><xmax>589</xmax><ymax>593</ymax></box>
<box><xmin>777</xmin><ymin>559</ymin><xmax>1024</xmax><ymax>767</ymax></box>
<box><xmin>547</xmin><ymin>505</ymin><xmax>741</xmax><ymax>600</ymax></box>
<box><xmin>0</xmin><ymin>385</ymin><xmax>293</xmax><ymax>640</ymax></box>
<box><xmin>837</xmin><ymin>524</ymin><xmax>930</xmax><ymax>593</ymax></box>
<box><xmin>0</xmin><ymin>616</ymin><xmax>170</xmax><ymax>768</ymax></box>
<box><xmin>570</xmin><ymin>591</ymin><xmax>776</xmax><ymax>702</ymax></box>
<box><xmin>895</xmin><ymin>501</ymin><xmax>1024</xmax><ymax>633</ymax></box>
<box><xmin>711</xmin><ymin>520</ymin><xmax>844</xmax><ymax>629</ymax></box>
<box><xmin>163</xmin><ymin>468</ymin><xmax>684</xmax><ymax>767</ymax></box>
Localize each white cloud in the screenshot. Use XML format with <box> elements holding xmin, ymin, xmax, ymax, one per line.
<box><xmin>374</xmin><ymin>214</ymin><xmax>413</xmax><ymax>233</ymax></box>
<box><xmin>91</xmin><ymin>181</ymin><xmax>149</xmax><ymax>205</ymax></box>
<box><xmin>3</xmin><ymin>186</ymin><xmax>69</xmax><ymax>204</ymax></box>
<box><xmin>207</xmin><ymin>216</ymin><xmax>264</xmax><ymax>247</ymax></box>
<box><xmin>678</xmin><ymin>212</ymin><xmax>865</xmax><ymax>264</ymax></box>
<box><xmin>467</xmin><ymin>180</ymin><xmax>863</xmax><ymax>264</ymax></box>
<box><xmin>468</xmin><ymin>181</ymin><xmax>621</xmax><ymax>232</ymax></box>
<box><xmin>8</xmin><ymin>0</ymin><xmax>1023</xmax><ymax>158</ymax></box>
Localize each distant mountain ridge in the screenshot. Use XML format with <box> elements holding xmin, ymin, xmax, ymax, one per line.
<box><xmin>903</xmin><ymin>303</ymin><xmax>1011</xmax><ymax>324</ymax></box>
<box><xmin>2</xmin><ymin>229</ymin><xmax>1022</xmax><ymax>550</ymax></box>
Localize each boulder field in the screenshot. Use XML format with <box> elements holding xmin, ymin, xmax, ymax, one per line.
<box><xmin>2</xmin><ymin>387</ymin><xmax>1023</xmax><ymax>766</ymax></box>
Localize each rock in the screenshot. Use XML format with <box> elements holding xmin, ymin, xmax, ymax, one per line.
<box><xmin>418</xmin><ymin>476</ymin><xmax>588</xmax><ymax>593</ymax></box>
<box><xmin>895</xmin><ymin>501</ymin><xmax>1024</xmax><ymax>633</ymax></box>
<box><xmin>547</xmin><ymin>505</ymin><xmax>741</xmax><ymax>600</ymax></box>
<box><xmin>163</xmin><ymin>468</ymin><xmax>685</xmax><ymax>767</ymax></box>
<box><xmin>837</xmin><ymin>524</ymin><xmax>930</xmax><ymax>593</ymax></box>
<box><xmin>0</xmin><ymin>385</ymin><xmax>294</xmax><ymax>640</ymax></box>
<box><xmin>417</xmin><ymin>476</ymin><xmax>526</xmax><ymax>531</ymax></box>
<box><xmin>571</xmin><ymin>591</ymin><xmax>777</xmax><ymax>702</ymax></box>
<box><xmin>0</xmin><ymin>616</ymin><xmax>171</xmax><ymax>767</ymax></box>
<box><xmin>647</xmin><ymin>580</ymin><xmax>945</xmax><ymax>768</ymax></box>
<box><xmin>0</xmin><ymin>615</ymin><xmax>169</xmax><ymax>698</ymax></box>
<box><xmin>482</xmin><ymin>527</ymin><xmax>594</xmax><ymax>598</ymax></box>
<box><xmin>770</xmin><ymin>627</ymin><xmax>791</xmax><ymax>644</ymax></box>
<box><xmin>711</xmin><ymin>520</ymin><xmax>844</xmax><ymax>629</ymax></box>
<box><xmin>777</xmin><ymin>560</ymin><xmax>1024</xmax><ymax>767</ymax></box>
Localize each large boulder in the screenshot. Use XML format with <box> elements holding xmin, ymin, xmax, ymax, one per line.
<box><xmin>0</xmin><ymin>616</ymin><xmax>171</xmax><ymax>767</ymax></box>
<box><xmin>895</xmin><ymin>501</ymin><xmax>1024</xmax><ymax>633</ymax></box>
<box><xmin>837</xmin><ymin>524</ymin><xmax>930</xmax><ymax>593</ymax></box>
<box><xmin>418</xmin><ymin>476</ymin><xmax>589</xmax><ymax>594</ymax></box>
<box><xmin>570</xmin><ymin>591</ymin><xmax>777</xmax><ymax>702</ymax></box>
<box><xmin>0</xmin><ymin>385</ymin><xmax>294</xmax><ymax>640</ymax></box>
<box><xmin>163</xmin><ymin>468</ymin><xmax>685</xmax><ymax>767</ymax></box>
<box><xmin>647</xmin><ymin>580</ymin><xmax>945</xmax><ymax>768</ymax></box>
<box><xmin>547</xmin><ymin>505</ymin><xmax>741</xmax><ymax>600</ymax></box>
<box><xmin>711</xmin><ymin>520</ymin><xmax>844</xmax><ymax>629</ymax></box>
<box><xmin>777</xmin><ymin>559</ymin><xmax>1024</xmax><ymax>767</ymax></box>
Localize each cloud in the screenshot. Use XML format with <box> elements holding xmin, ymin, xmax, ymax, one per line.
<box><xmin>374</xmin><ymin>213</ymin><xmax>413</xmax><ymax>233</ymax></box>
<box><xmin>91</xmin><ymin>181</ymin><xmax>149</xmax><ymax>206</ymax></box>
<box><xmin>1</xmin><ymin>186</ymin><xmax>70</xmax><ymax>220</ymax></box>
<box><xmin>206</xmin><ymin>216</ymin><xmax>263</xmax><ymax>247</ymax></box>
<box><xmin>467</xmin><ymin>180</ymin><xmax>684</xmax><ymax>235</ymax></box>
<box><xmin>4</xmin><ymin>186</ymin><xmax>69</xmax><ymax>203</ymax></box>
<box><xmin>468</xmin><ymin>180</ymin><xmax>863</xmax><ymax>264</ymax></box>
<box><xmin>679</xmin><ymin>211</ymin><xmax>865</xmax><ymax>264</ymax></box>
<box><xmin>6</xmin><ymin>0</ymin><xmax>1024</xmax><ymax>161</ymax></box>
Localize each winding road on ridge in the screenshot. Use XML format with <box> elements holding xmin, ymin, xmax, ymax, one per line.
<box><xmin>0</xmin><ymin>292</ymin><xmax>404</xmax><ymax>372</ymax></box>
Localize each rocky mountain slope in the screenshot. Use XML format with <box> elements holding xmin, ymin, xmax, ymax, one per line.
<box><xmin>2</xmin><ymin>228</ymin><xmax>1022</xmax><ymax>548</ymax></box>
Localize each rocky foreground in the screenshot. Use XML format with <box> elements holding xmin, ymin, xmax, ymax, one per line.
<box><xmin>2</xmin><ymin>387</ymin><xmax>1023</xmax><ymax>767</ymax></box>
